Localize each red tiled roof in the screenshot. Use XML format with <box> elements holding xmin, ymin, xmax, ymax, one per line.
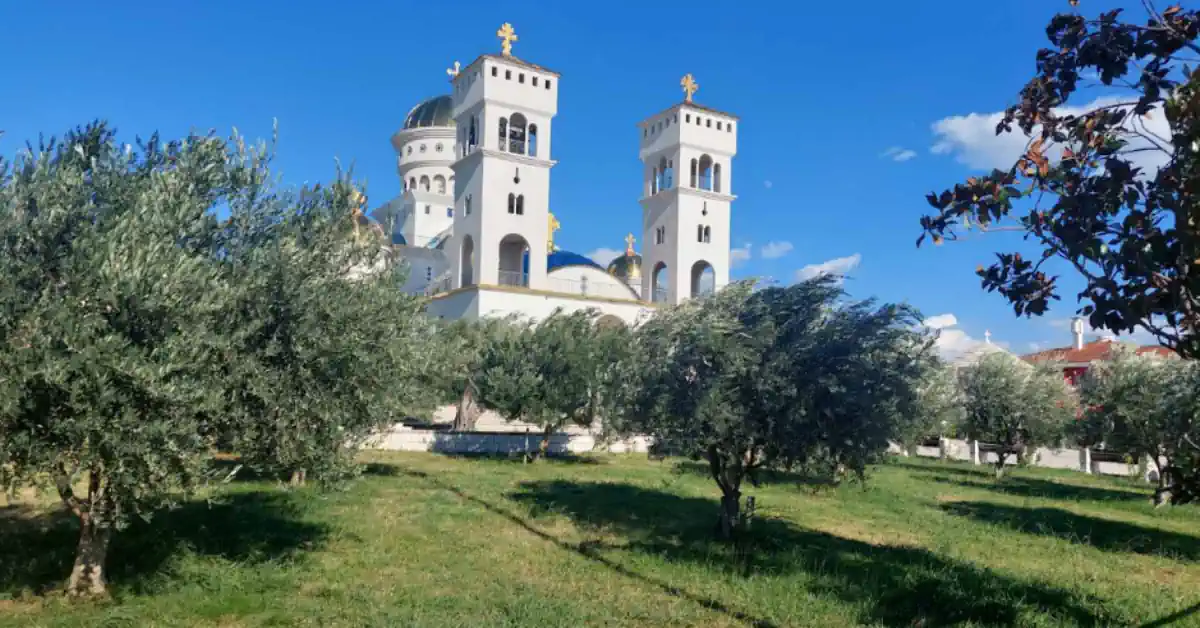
<box><xmin>1021</xmin><ymin>339</ymin><xmax>1176</xmax><ymax>365</ymax></box>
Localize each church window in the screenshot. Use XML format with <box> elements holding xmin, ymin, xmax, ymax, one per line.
<box><xmin>651</xmin><ymin>166</ymin><xmax>659</xmax><ymax>195</ymax></box>
<box><xmin>498</xmin><ymin>117</ymin><xmax>508</xmax><ymax>151</ymax></box>
<box><xmin>655</xmin><ymin>226</ymin><xmax>666</xmax><ymax>245</ymax></box>
<box><xmin>528</xmin><ymin>124</ymin><xmax>538</xmax><ymax>157</ymax></box>
<box><xmin>492</xmin><ymin>66</ymin><xmax>498</xmax><ymax>77</ymax></box>
<box><xmin>409</xmin><ymin>176</ymin><xmax>416</xmax><ymax>190</ymax></box>
<box><xmin>532</xmin><ymin>76</ymin><xmax>539</xmax><ymax>87</ymax></box>
<box><xmin>703</xmin><ymin>226</ymin><xmax>711</xmax><ymax>243</ymax></box>
<box><xmin>420</xmin><ymin>144</ymin><xmax>427</xmax><ymax>153</ymax></box>
<box><xmin>643</xmin><ymin>128</ymin><xmax>648</xmax><ymax>138</ymax></box>
<box><xmin>516</xmin><ymin>195</ymin><xmax>525</xmax><ymax>215</ymax></box>
<box><xmin>728</xmin><ymin>123</ymin><xmax>733</xmax><ymax>133</ymax></box>
<box><xmin>706</xmin><ymin>119</ymin><xmax>712</xmax><ymax>128</ymax></box>
<box><xmin>689</xmin><ymin>159</ymin><xmax>698</xmax><ymax>188</ymax></box>
<box><xmin>407</xmin><ymin>145</ymin><xmax>413</xmax><ymax>155</ymax></box>
<box><xmin>465</xmin><ymin>194</ymin><xmax>472</xmax><ymax>216</ymax></box>
<box><xmin>505</xmin><ymin>69</ymin><xmax>512</xmax><ymax>80</ymax></box>
<box><xmin>545</xmin><ymin>79</ymin><xmax>552</xmax><ymax>89</ymax></box>
<box><xmin>713</xmin><ymin>163</ymin><xmax>722</xmax><ymax>193</ymax></box>
<box><xmin>686</xmin><ymin>114</ymin><xmax>691</xmax><ymax>123</ymax></box>
<box><xmin>717</xmin><ymin>121</ymin><xmax>723</xmax><ymax>130</ymax></box>
<box><xmin>468</xmin><ymin>118</ymin><xmax>477</xmax><ymax>152</ymax></box>
<box><xmin>509</xmin><ymin>113</ymin><xmax>527</xmax><ymax>155</ymax></box>
<box><xmin>420</xmin><ymin>175</ymin><xmax>431</xmax><ymax>192</ymax></box>
<box><xmin>697</xmin><ymin>225</ymin><xmax>704</xmax><ymax>242</ymax></box>
<box><xmin>518</xmin><ymin>73</ymin><xmax>525</xmax><ymax>84</ymax></box>
<box><xmin>426</xmin><ymin>266</ymin><xmax>432</xmax><ymax>281</ymax></box>
<box><xmin>657</xmin><ymin>157</ymin><xmax>672</xmax><ymax>190</ymax></box>
<box><xmin>508</xmin><ymin>193</ymin><xmax>516</xmax><ymax>214</ymax></box>
<box><xmin>424</xmin><ymin>205</ymin><xmax>431</xmax><ymax>215</ymax></box>
<box><xmin>435</xmin><ymin>143</ymin><xmax>443</xmax><ymax>153</ymax></box>
<box><xmin>674</xmin><ymin>114</ymin><xmax>678</xmax><ymax>123</ymax></box>
<box><xmin>698</xmin><ymin>154</ymin><xmax>714</xmax><ymax>191</ymax></box>
<box><xmin>446</xmin><ymin>207</ymin><xmax>453</xmax><ymax>218</ymax></box>
<box><xmin>434</xmin><ymin>175</ymin><xmax>446</xmax><ymax>195</ymax></box>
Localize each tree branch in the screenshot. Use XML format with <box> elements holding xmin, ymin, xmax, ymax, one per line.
<box><xmin>54</xmin><ymin>464</ymin><xmax>84</xmax><ymax>518</ymax></box>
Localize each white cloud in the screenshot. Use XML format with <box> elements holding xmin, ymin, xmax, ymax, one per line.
<box><xmin>730</xmin><ymin>242</ymin><xmax>752</xmax><ymax>267</ymax></box>
<box><xmin>923</xmin><ymin>313</ymin><xmax>958</xmax><ymax>330</ymax></box>
<box><xmin>794</xmin><ymin>253</ymin><xmax>861</xmax><ymax>284</ymax></box>
<box><xmin>763</xmin><ymin>180</ymin><xmax>774</xmax><ymax>189</ymax></box>
<box><xmin>930</xmin><ymin>95</ymin><xmax>1170</xmax><ymax>173</ymax></box>
<box><xmin>760</xmin><ymin>241</ymin><xmax>793</xmax><ymax>259</ymax></box>
<box><xmin>585</xmin><ymin>247</ymin><xmax>623</xmax><ymax>266</ymax></box>
<box><xmin>881</xmin><ymin>146</ymin><xmax>918</xmax><ymax>162</ymax></box>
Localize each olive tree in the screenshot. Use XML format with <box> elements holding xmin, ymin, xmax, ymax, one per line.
<box><xmin>958</xmin><ymin>352</ymin><xmax>1077</xmax><ymax>477</ymax></box>
<box><xmin>1078</xmin><ymin>346</ymin><xmax>1198</xmax><ymax>504</ymax></box>
<box><xmin>475</xmin><ymin>309</ymin><xmax>630</xmax><ymax>457</ymax></box>
<box><xmin>624</xmin><ymin>278</ymin><xmax>931</xmax><ymax>539</ymax></box>
<box><xmin>894</xmin><ymin>350</ymin><xmax>963</xmax><ymax>456</ymax></box>
<box><xmin>435</xmin><ymin>317</ymin><xmax>519</xmax><ymax>432</ymax></box>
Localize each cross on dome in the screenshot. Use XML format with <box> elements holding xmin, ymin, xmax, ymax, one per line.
<box><xmin>624</xmin><ymin>233</ymin><xmax>636</xmax><ymax>255</ymax></box>
<box><xmin>547</xmin><ymin>213</ymin><xmax>561</xmax><ymax>252</ymax></box>
<box><xmin>446</xmin><ymin>61</ymin><xmax>461</xmax><ymax>78</ymax></box>
<box><xmin>497</xmin><ymin>23</ymin><xmax>518</xmax><ymax>56</ymax></box>
<box><xmin>680</xmin><ymin>73</ymin><xmax>699</xmax><ymax>103</ymax></box>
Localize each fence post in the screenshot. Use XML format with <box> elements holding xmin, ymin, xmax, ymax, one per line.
<box><xmin>938</xmin><ymin>437</ymin><xmax>948</xmax><ymax>460</ymax></box>
<box><xmin>1080</xmin><ymin>447</ymin><xmax>1092</xmax><ymax>474</ymax></box>
<box><xmin>971</xmin><ymin>440</ymin><xmax>980</xmax><ymax>466</ymax></box>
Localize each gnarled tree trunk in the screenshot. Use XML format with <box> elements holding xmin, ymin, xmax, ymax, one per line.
<box><xmin>452</xmin><ymin>386</ymin><xmax>481</xmax><ymax>432</ymax></box>
<box><xmin>994</xmin><ymin>451</ymin><xmax>1008</xmax><ymax>478</ymax></box>
<box><xmin>289</xmin><ymin>468</ymin><xmax>307</xmax><ymax>486</ymax></box>
<box><xmin>717</xmin><ymin>490</ymin><xmax>741</xmax><ymax>541</ymax></box>
<box><xmin>66</xmin><ymin>515</ymin><xmax>111</xmax><ymax>597</ymax></box>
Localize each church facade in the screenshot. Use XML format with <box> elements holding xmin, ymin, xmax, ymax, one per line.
<box><xmin>373</xmin><ymin>24</ymin><xmax>738</xmax><ymax>325</ymax></box>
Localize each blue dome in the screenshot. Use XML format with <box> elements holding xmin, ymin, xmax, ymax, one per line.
<box><xmin>521</xmin><ymin>250</ymin><xmax>605</xmax><ymax>273</ymax></box>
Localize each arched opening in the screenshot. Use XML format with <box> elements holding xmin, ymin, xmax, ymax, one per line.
<box><xmin>697</xmin><ymin>225</ymin><xmax>704</xmax><ymax>242</ymax></box>
<box><xmin>509</xmin><ymin>113</ymin><xmax>527</xmax><ymax>155</ymax></box>
<box><xmin>516</xmin><ymin>195</ymin><xmax>525</xmax><ymax>215</ymax></box>
<box><xmin>596</xmin><ymin>314</ymin><xmax>625</xmax><ymax>329</ymax></box>
<box><xmin>408</xmin><ymin>176</ymin><xmax>416</xmax><ymax>191</ymax></box>
<box><xmin>698</xmin><ymin>155</ymin><xmax>714</xmax><ymax>191</ymax></box>
<box><xmin>651</xmin><ymin>166</ymin><xmax>659</xmax><ymax>195</ymax></box>
<box><xmin>419</xmin><ymin>175</ymin><xmax>431</xmax><ymax>192</ymax></box>
<box><xmin>460</xmin><ymin>235</ymin><xmax>475</xmax><ymax>287</ymax></box>
<box><xmin>665</xmin><ymin>159</ymin><xmax>674</xmax><ymax>189</ymax></box>
<box><xmin>498</xmin><ymin>234</ymin><xmax>530</xmax><ymax>287</ymax></box>
<box><xmin>508</xmin><ymin>193</ymin><xmax>516</xmax><ymax>214</ymax></box>
<box><xmin>434</xmin><ymin>175</ymin><xmax>446</xmax><ymax>195</ymax></box>
<box><xmin>468</xmin><ymin>118</ymin><xmax>478</xmax><ymax>153</ymax></box>
<box><xmin>498</xmin><ymin>117</ymin><xmax>508</xmax><ymax>151</ymax></box>
<box><xmin>690</xmin><ymin>159</ymin><xmax>698</xmax><ymax>188</ymax></box>
<box><xmin>651</xmin><ymin>262</ymin><xmax>670</xmax><ymax>303</ymax></box>
<box><xmin>703</xmin><ymin>226</ymin><xmax>711</xmax><ymax>243</ymax></box>
<box><xmin>657</xmin><ymin>157</ymin><xmax>673</xmax><ymax>192</ymax></box>
<box><xmin>713</xmin><ymin>163</ymin><xmax>722</xmax><ymax>193</ymax></box>
<box><xmin>528</xmin><ymin>124</ymin><xmax>539</xmax><ymax>157</ymax></box>
<box><xmin>691</xmin><ymin>260</ymin><xmax>715</xmax><ymax>297</ymax></box>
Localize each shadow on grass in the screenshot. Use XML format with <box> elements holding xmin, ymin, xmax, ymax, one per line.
<box><xmin>671</xmin><ymin>460</ymin><xmax>840</xmax><ymax>489</ymax></box>
<box><xmin>942</xmin><ymin>500</ymin><xmax>1200</xmax><ymax>560</ymax></box>
<box><xmin>1139</xmin><ymin>600</ymin><xmax>1200</xmax><ymax>627</ymax></box>
<box><xmin>504</xmin><ymin>479</ymin><xmax>1115</xmax><ymax>627</ymax></box>
<box><xmin>886</xmin><ymin>458</ymin><xmax>995</xmax><ymax>479</ymax></box>
<box><xmin>429</xmin><ymin>451</ymin><xmax>604</xmax><ymax>465</ymax></box>
<box><xmin>921</xmin><ymin>474</ymin><xmax>1149</xmax><ymax>503</ymax></box>
<box><xmin>0</xmin><ymin>490</ymin><xmax>329</xmax><ymax>597</ymax></box>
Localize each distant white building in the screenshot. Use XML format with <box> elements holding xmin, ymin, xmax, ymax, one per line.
<box><xmin>372</xmin><ymin>23</ymin><xmax>739</xmax><ymax>325</ymax></box>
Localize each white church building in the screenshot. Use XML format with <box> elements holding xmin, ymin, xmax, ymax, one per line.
<box><xmin>372</xmin><ymin>23</ymin><xmax>739</xmax><ymax>325</ymax></box>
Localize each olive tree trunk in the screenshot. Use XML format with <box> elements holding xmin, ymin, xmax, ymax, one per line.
<box><xmin>66</xmin><ymin>515</ymin><xmax>112</xmax><ymax>597</ymax></box>
<box><xmin>289</xmin><ymin>468</ymin><xmax>307</xmax><ymax>486</ymax></box>
<box><xmin>994</xmin><ymin>451</ymin><xmax>1009</xmax><ymax>478</ymax></box>
<box><xmin>452</xmin><ymin>386</ymin><xmax>481</xmax><ymax>432</ymax></box>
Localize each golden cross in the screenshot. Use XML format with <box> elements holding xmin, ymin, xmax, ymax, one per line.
<box><xmin>497</xmin><ymin>23</ymin><xmax>518</xmax><ymax>56</ymax></box>
<box><xmin>446</xmin><ymin>61</ymin><xmax>461</xmax><ymax>78</ymax></box>
<box><xmin>624</xmin><ymin>233</ymin><xmax>636</xmax><ymax>255</ymax></box>
<box><xmin>547</xmin><ymin>212</ymin><xmax>560</xmax><ymax>251</ymax></box>
<box><xmin>680</xmin><ymin>73</ymin><xmax>699</xmax><ymax>103</ymax></box>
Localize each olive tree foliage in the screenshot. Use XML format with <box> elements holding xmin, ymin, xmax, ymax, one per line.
<box><xmin>623</xmin><ymin>278</ymin><xmax>931</xmax><ymax>540</ymax></box>
<box><xmin>1078</xmin><ymin>345</ymin><xmax>1199</xmax><ymax>504</ymax></box>
<box><xmin>958</xmin><ymin>353</ymin><xmax>1078</xmax><ymax>477</ymax></box>
<box><xmin>212</xmin><ymin>178</ymin><xmax>442</xmax><ymax>486</ymax></box>
<box><xmin>918</xmin><ymin>3</ymin><xmax>1200</xmax><ymax>358</ymax></box>
<box><xmin>894</xmin><ymin>353</ymin><xmax>964</xmax><ymax>456</ymax></box>
<box><xmin>474</xmin><ymin>309</ymin><xmax>631</xmax><ymax>457</ymax></box>
<box><xmin>434</xmin><ymin>317</ymin><xmax>520</xmax><ymax>432</ymax></box>
<box><xmin>0</xmin><ymin>123</ymin><xmax>242</xmax><ymax>596</ymax></box>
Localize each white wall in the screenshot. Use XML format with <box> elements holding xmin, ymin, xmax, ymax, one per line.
<box><xmin>547</xmin><ymin>265</ymin><xmax>640</xmax><ymax>301</ymax></box>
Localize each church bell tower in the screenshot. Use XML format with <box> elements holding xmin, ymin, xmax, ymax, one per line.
<box><xmin>448</xmin><ymin>23</ymin><xmax>560</xmax><ymax>291</ymax></box>
<box><xmin>638</xmin><ymin>74</ymin><xmax>738</xmax><ymax>304</ymax></box>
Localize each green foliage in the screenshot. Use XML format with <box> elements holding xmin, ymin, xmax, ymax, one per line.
<box><xmin>894</xmin><ymin>356</ymin><xmax>963</xmax><ymax>454</ymax></box>
<box><xmin>1079</xmin><ymin>346</ymin><xmax>1200</xmax><ymax>504</ymax></box>
<box><xmin>918</xmin><ymin>5</ymin><xmax>1200</xmax><ymax>357</ymax></box>
<box><xmin>475</xmin><ymin>310</ymin><xmax>630</xmax><ymax>454</ymax></box>
<box><xmin>433</xmin><ymin>316</ymin><xmax>520</xmax><ymax>431</ymax></box>
<box><xmin>958</xmin><ymin>353</ymin><xmax>1077</xmax><ymax>476</ymax></box>
<box><xmin>623</xmin><ymin>277</ymin><xmax>930</xmax><ymax>538</ymax></box>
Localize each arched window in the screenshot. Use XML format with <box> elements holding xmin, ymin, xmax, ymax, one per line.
<box><xmin>419</xmin><ymin>175</ymin><xmax>430</xmax><ymax>192</ymax></box>
<box><xmin>498</xmin><ymin>117</ymin><xmax>508</xmax><ymax>151</ymax></box>
<box><xmin>516</xmin><ymin>195</ymin><xmax>525</xmax><ymax>215</ymax></box>
<box><xmin>657</xmin><ymin>157</ymin><xmax>673</xmax><ymax>191</ymax></box>
<box><xmin>528</xmin><ymin>124</ymin><xmax>539</xmax><ymax>157</ymax></box>
<box><xmin>690</xmin><ymin>159</ymin><xmax>698</xmax><ymax>188</ymax></box>
<box><xmin>446</xmin><ymin>207</ymin><xmax>453</xmax><ymax>218</ymax></box>
<box><xmin>691</xmin><ymin>261</ymin><xmax>715</xmax><ymax>298</ymax></box>
<box><xmin>703</xmin><ymin>226</ymin><xmax>711</xmax><ymax>243</ymax></box>
<box><xmin>408</xmin><ymin>176</ymin><xmax>416</xmax><ymax>191</ymax></box>
<box><xmin>498</xmin><ymin>234</ymin><xmax>529</xmax><ymax>287</ymax></box>
<box><xmin>465</xmin><ymin>194</ymin><xmax>472</xmax><ymax>216</ymax></box>
<box><xmin>697</xmin><ymin>225</ymin><xmax>704</xmax><ymax>242</ymax></box>
<box><xmin>425</xmin><ymin>266</ymin><xmax>432</xmax><ymax>281</ymax></box>
<box><xmin>468</xmin><ymin>118</ymin><xmax>477</xmax><ymax>153</ymax></box>
<box><xmin>651</xmin><ymin>262</ymin><xmax>670</xmax><ymax>303</ymax></box>
<box><xmin>665</xmin><ymin>159</ymin><xmax>674</xmax><ymax>189</ymax></box>
<box><xmin>713</xmin><ymin>163</ymin><xmax>722</xmax><ymax>193</ymax></box>
<box><xmin>651</xmin><ymin>166</ymin><xmax>659</xmax><ymax>195</ymax></box>
<box><xmin>460</xmin><ymin>235</ymin><xmax>475</xmax><ymax>287</ymax></box>
<box><xmin>698</xmin><ymin>154</ymin><xmax>714</xmax><ymax>191</ymax></box>
<box><xmin>434</xmin><ymin>175</ymin><xmax>446</xmax><ymax>195</ymax></box>
<box><xmin>508</xmin><ymin>193</ymin><xmax>516</xmax><ymax>214</ymax></box>
<box><xmin>509</xmin><ymin>113</ymin><xmax>527</xmax><ymax>155</ymax></box>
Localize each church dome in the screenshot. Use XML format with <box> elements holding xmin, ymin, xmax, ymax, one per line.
<box><xmin>402</xmin><ymin>95</ymin><xmax>455</xmax><ymax>129</ymax></box>
<box><xmin>546</xmin><ymin>250</ymin><xmax>604</xmax><ymax>272</ymax></box>
<box><xmin>607</xmin><ymin>252</ymin><xmax>642</xmax><ymax>281</ymax></box>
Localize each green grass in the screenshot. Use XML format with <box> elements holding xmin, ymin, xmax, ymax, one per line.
<box><xmin>2</xmin><ymin>453</ymin><xmax>1200</xmax><ymax>627</ymax></box>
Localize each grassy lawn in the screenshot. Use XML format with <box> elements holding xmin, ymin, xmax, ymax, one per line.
<box><xmin>2</xmin><ymin>453</ymin><xmax>1199</xmax><ymax>627</ymax></box>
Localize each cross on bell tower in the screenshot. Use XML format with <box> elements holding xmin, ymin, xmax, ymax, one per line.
<box><xmin>497</xmin><ymin>23</ymin><xmax>518</xmax><ymax>56</ymax></box>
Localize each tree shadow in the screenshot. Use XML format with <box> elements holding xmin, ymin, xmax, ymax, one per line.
<box><xmin>430</xmin><ymin>451</ymin><xmax>604</xmax><ymax>465</ymax></box>
<box><xmin>942</xmin><ymin>500</ymin><xmax>1200</xmax><ymax>560</ymax></box>
<box><xmin>506</xmin><ymin>480</ymin><xmax>1116</xmax><ymax>627</ymax></box>
<box><xmin>921</xmin><ymin>474</ymin><xmax>1149</xmax><ymax>503</ymax></box>
<box><xmin>886</xmin><ymin>457</ymin><xmax>994</xmax><ymax>479</ymax></box>
<box><xmin>671</xmin><ymin>460</ymin><xmax>840</xmax><ymax>489</ymax></box>
<box><xmin>0</xmin><ymin>490</ymin><xmax>329</xmax><ymax>597</ymax></box>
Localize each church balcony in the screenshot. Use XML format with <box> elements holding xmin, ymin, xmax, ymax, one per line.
<box><xmin>498</xmin><ymin>270</ymin><xmax>529</xmax><ymax>287</ymax></box>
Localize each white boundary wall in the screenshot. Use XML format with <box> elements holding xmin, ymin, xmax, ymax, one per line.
<box><xmin>890</xmin><ymin>438</ymin><xmax>1157</xmax><ymax>481</ymax></box>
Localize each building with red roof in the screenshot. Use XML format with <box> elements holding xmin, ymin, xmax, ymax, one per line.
<box><xmin>1021</xmin><ymin>317</ymin><xmax>1176</xmax><ymax>385</ymax></box>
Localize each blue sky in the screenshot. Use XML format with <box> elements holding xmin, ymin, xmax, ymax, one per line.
<box><xmin>0</xmin><ymin>0</ymin><xmax>1156</xmax><ymax>356</ymax></box>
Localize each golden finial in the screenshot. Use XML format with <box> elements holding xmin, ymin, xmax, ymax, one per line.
<box><xmin>497</xmin><ymin>23</ymin><xmax>518</xmax><ymax>57</ymax></box>
<box><xmin>446</xmin><ymin>61</ymin><xmax>461</xmax><ymax>78</ymax></box>
<box><xmin>547</xmin><ymin>212</ymin><xmax>561</xmax><ymax>252</ymax></box>
<box><xmin>624</xmin><ymin>233</ymin><xmax>636</xmax><ymax>256</ymax></box>
<box><xmin>680</xmin><ymin>73</ymin><xmax>699</xmax><ymax>103</ymax></box>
